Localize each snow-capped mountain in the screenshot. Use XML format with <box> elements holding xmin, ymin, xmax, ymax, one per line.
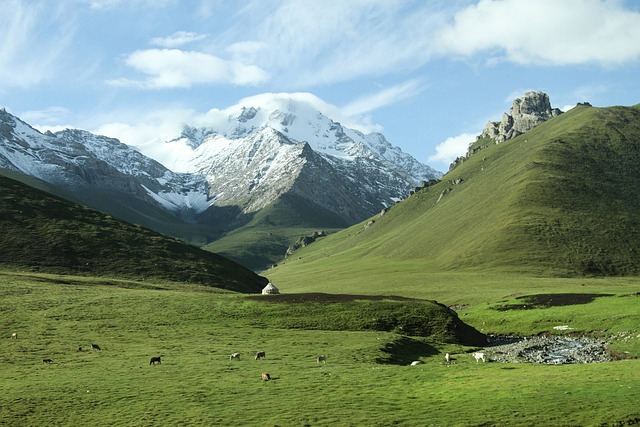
<box><xmin>0</xmin><ymin>108</ymin><xmax>211</xmax><ymax>217</ymax></box>
<box><xmin>162</xmin><ymin>93</ymin><xmax>441</xmax><ymax>222</ymax></box>
<box><xmin>1</xmin><ymin>94</ymin><xmax>441</xmax><ymax>269</ymax></box>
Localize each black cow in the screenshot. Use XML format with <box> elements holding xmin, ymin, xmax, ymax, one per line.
<box><xmin>149</xmin><ymin>356</ymin><xmax>161</xmax><ymax>365</ymax></box>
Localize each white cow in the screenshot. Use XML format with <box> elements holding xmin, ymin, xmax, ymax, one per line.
<box><xmin>445</xmin><ymin>353</ymin><xmax>451</xmax><ymax>363</ymax></box>
<box><xmin>473</xmin><ymin>352</ymin><xmax>486</xmax><ymax>362</ymax></box>
<box><xmin>11</xmin><ymin>332</ymin><xmax>17</xmax><ymax>340</ymax></box>
<box><xmin>410</xmin><ymin>360</ymin><xmax>423</xmax><ymax>366</ymax></box>
<box><xmin>230</xmin><ymin>352</ymin><xmax>241</xmax><ymax>361</ymax></box>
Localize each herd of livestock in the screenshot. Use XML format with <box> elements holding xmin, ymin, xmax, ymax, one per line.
<box><xmin>8</xmin><ymin>332</ymin><xmax>334</xmax><ymax>381</ymax></box>
<box><xmin>9</xmin><ymin>331</ymin><xmax>486</xmax><ymax>379</ymax></box>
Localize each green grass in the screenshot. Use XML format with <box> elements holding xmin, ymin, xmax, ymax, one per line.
<box><xmin>1</xmin><ymin>271</ymin><xmax>639</xmax><ymax>426</ymax></box>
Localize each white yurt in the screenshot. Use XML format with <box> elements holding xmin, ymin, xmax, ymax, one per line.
<box><xmin>261</xmin><ymin>282</ymin><xmax>280</xmax><ymax>295</ymax></box>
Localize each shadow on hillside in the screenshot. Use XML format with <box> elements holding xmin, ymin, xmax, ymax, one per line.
<box><xmin>494</xmin><ymin>293</ymin><xmax>614</xmax><ymax>311</ymax></box>
<box><xmin>376</xmin><ymin>336</ymin><xmax>438</xmax><ymax>365</ymax></box>
<box><xmin>246</xmin><ymin>293</ymin><xmax>419</xmax><ymax>303</ymax></box>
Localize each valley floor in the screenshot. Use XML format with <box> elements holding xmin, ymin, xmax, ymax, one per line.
<box><xmin>1</xmin><ymin>271</ymin><xmax>639</xmax><ymax>426</ymax></box>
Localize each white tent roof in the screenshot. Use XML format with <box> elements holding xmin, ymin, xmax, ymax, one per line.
<box><xmin>262</xmin><ymin>282</ymin><xmax>279</xmax><ymax>294</ymax></box>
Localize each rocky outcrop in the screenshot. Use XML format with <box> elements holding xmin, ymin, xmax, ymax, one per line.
<box><xmin>481</xmin><ymin>91</ymin><xmax>563</xmax><ymax>143</ymax></box>
<box><xmin>449</xmin><ymin>92</ymin><xmax>564</xmax><ymax>171</ymax></box>
<box><xmin>285</xmin><ymin>230</ymin><xmax>328</xmax><ymax>257</ymax></box>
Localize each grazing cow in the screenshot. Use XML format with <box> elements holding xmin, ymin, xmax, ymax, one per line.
<box><xmin>149</xmin><ymin>356</ymin><xmax>161</xmax><ymax>365</ymax></box>
<box><xmin>11</xmin><ymin>332</ymin><xmax>17</xmax><ymax>339</ymax></box>
<box><xmin>261</xmin><ymin>372</ymin><xmax>271</xmax><ymax>381</ymax></box>
<box><xmin>473</xmin><ymin>352</ymin><xmax>486</xmax><ymax>363</ymax></box>
<box><xmin>43</xmin><ymin>358</ymin><xmax>53</xmax><ymax>364</ymax></box>
<box><xmin>91</xmin><ymin>344</ymin><xmax>101</xmax><ymax>350</ymax></box>
<box><xmin>78</xmin><ymin>346</ymin><xmax>83</xmax><ymax>352</ymax></box>
<box><xmin>255</xmin><ymin>351</ymin><xmax>266</xmax><ymax>360</ymax></box>
<box><xmin>410</xmin><ymin>360</ymin><xmax>423</xmax><ymax>366</ymax></box>
<box><xmin>230</xmin><ymin>352</ymin><xmax>241</xmax><ymax>361</ymax></box>
<box><xmin>317</xmin><ymin>355</ymin><xmax>327</xmax><ymax>364</ymax></box>
<box><xmin>445</xmin><ymin>353</ymin><xmax>451</xmax><ymax>363</ymax></box>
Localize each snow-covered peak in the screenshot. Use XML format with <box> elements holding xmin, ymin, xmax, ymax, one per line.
<box><xmin>0</xmin><ymin>108</ymin><xmax>212</xmax><ymax>216</ymax></box>
<box><xmin>165</xmin><ymin>93</ymin><xmax>441</xmax><ymax>183</ymax></box>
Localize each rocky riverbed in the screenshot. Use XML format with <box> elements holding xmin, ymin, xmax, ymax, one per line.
<box><xmin>484</xmin><ymin>335</ymin><xmax>611</xmax><ymax>364</ymax></box>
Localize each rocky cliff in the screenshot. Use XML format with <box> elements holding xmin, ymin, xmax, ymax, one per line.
<box><xmin>450</xmin><ymin>91</ymin><xmax>565</xmax><ymax>170</ymax></box>
<box><xmin>481</xmin><ymin>91</ymin><xmax>563</xmax><ymax>143</ymax></box>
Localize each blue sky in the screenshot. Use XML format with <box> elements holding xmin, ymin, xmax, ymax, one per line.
<box><xmin>1</xmin><ymin>0</ymin><xmax>640</xmax><ymax>173</ymax></box>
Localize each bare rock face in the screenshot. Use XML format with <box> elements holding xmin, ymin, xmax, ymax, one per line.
<box><xmin>449</xmin><ymin>92</ymin><xmax>565</xmax><ymax>171</ymax></box>
<box><xmin>481</xmin><ymin>91</ymin><xmax>563</xmax><ymax>143</ymax></box>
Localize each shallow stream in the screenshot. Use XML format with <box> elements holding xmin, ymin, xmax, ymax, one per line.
<box><xmin>485</xmin><ymin>335</ymin><xmax>611</xmax><ymax>364</ymax></box>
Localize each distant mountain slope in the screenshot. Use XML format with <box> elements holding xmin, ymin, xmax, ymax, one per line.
<box><xmin>0</xmin><ymin>175</ymin><xmax>268</xmax><ymax>292</ymax></box>
<box><xmin>203</xmin><ymin>192</ymin><xmax>348</xmax><ymax>270</ymax></box>
<box><xmin>269</xmin><ymin>102</ymin><xmax>640</xmax><ymax>282</ymax></box>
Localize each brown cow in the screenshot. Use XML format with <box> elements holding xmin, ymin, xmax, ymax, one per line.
<box><xmin>261</xmin><ymin>372</ymin><xmax>271</xmax><ymax>381</ymax></box>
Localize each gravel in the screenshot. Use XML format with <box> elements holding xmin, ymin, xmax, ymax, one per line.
<box><xmin>484</xmin><ymin>335</ymin><xmax>612</xmax><ymax>364</ymax></box>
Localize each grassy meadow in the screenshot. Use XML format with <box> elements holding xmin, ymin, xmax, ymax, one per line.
<box><xmin>1</xmin><ymin>270</ymin><xmax>639</xmax><ymax>426</ymax></box>
<box><xmin>2</xmin><ymin>104</ymin><xmax>640</xmax><ymax>426</ymax></box>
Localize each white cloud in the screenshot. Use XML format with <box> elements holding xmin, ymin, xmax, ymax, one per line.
<box><xmin>104</xmin><ymin>1</ymin><xmax>640</xmax><ymax>93</ymax></box>
<box><xmin>150</xmin><ymin>31</ymin><xmax>207</xmax><ymax>48</ymax></box>
<box><xmin>226</xmin><ymin>41</ymin><xmax>268</xmax><ymax>64</ymax></box>
<box><xmin>21</xmin><ymin>106</ymin><xmax>70</xmax><ymax>125</ymax></box>
<box><xmin>428</xmin><ymin>132</ymin><xmax>477</xmax><ymax>169</ymax></box>
<box><xmin>342</xmin><ymin>80</ymin><xmax>426</xmax><ymax>116</ymax></box>
<box><xmin>233</xmin><ymin>0</ymin><xmax>445</xmax><ymax>86</ymax></box>
<box><xmin>0</xmin><ymin>1</ymin><xmax>75</xmax><ymax>87</ymax></box>
<box><xmin>92</xmin><ymin>107</ymin><xmax>199</xmax><ymax>170</ymax></box>
<box><xmin>228</xmin><ymin>92</ymin><xmax>382</xmax><ymax>134</ymax></box>
<box><xmin>108</xmin><ymin>48</ymin><xmax>269</xmax><ymax>89</ymax></box>
<box><xmin>436</xmin><ymin>0</ymin><xmax>640</xmax><ymax>66</ymax></box>
<box><xmin>88</xmin><ymin>92</ymin><xmax>386</xmax><ymax>169</ymax></box>
<box><xmin>560</xmin><ymin>104</ymin><xmax>577</xmax><ymax>113</ymax></box>
<box><xmin>83</xmin><ymin>0</ymin><xmax>177</xmax><ymax>11</ymax></box>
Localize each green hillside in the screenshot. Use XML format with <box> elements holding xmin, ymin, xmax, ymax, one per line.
<box><xmin>0</xmin><ymin>175</ymin><xmax>267</xmax><ymax>292</ymax></box>
<box><xmin>269</xmin><ymin>104</ymin><xmax>640</xmax><ymax>288</ymax></box>
<box><xmin>203</xmin><ymin>192</ymin><xmax>347</xmax><ymax>270</ymax></box>
<box><xmin>0</xmin><ymin>168</ymin><xmax>224</xmax><ymax>247</ymax></box>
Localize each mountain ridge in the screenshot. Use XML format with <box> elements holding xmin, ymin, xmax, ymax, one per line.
<box><xmin>1</xmin><ymin>93</ymin><xmax>440</xmax><ymax>270</ymax></box>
